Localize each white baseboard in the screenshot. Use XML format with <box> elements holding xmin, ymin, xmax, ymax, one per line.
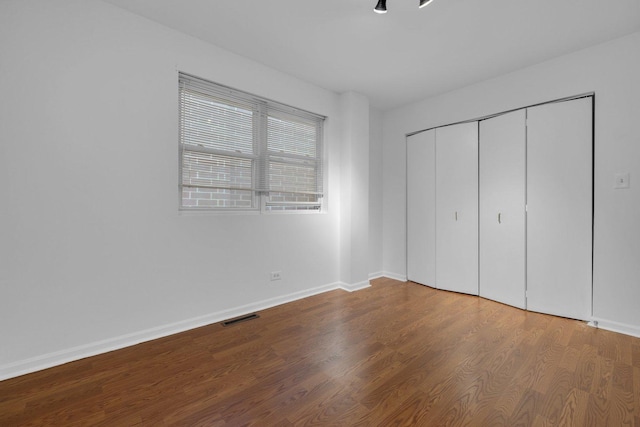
<box><xmin>368</xmin><ymin>271</ymin><xmax>384</xmax><ymax>280</ymax></box>
<box><xmin>381</xmin><ymin>271</ymin><xmax>408</xmax><ymax>282</ymax></box>
<box><xmin>588</xmin><ymin>317</ymin><xmax>640</xmax><ymax>339</ymax></box>
<box><xmin>338</xmin><ymin>280</ymin><xmax>371</xmax><ymax>292</ymax></box>
<box><xmin>0</xmin><ymin>282</ymin><xmax>344</xmax><ymax>382</ymax></box>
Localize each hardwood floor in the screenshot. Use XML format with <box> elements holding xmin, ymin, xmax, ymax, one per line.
<box><xmin>1</xmin><ymin>277</ymin><xmax>639</xmax><ymax>426</ymax></box>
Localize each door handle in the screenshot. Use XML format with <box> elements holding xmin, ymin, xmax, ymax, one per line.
<box><xmin>498</xmin><ymin>213</ymin><xmax>502</xmax><ymax>224</ymax></box>
<box><xmin>455</xmin><ymin>211</ymin><xmax>458</xmax><ymax>221</ymax></box>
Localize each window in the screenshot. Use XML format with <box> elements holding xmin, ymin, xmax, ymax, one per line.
<box><xmin>178</xmin><ymin>73</ymin><xmax>325</xmax><ymax>212</ymax></box>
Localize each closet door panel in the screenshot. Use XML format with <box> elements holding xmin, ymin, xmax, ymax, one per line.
<box><xmin>479</xmin><ymin>110</ymin><xmax>526</xmax><ymax>308</ymax></box>
<box><xmin>407</xmin><ymin>130</ymin><xmax>436</xmax><ymax>287</ymax></box>
<box><xmin>527</xmin><ymin>98</ymin><xmax>592</xmax><ymax>320</ymax></box>
<box><xmin>435</xmin><ymin>122</ymin><xmax>479</xmax><ymax>295</ymax></box>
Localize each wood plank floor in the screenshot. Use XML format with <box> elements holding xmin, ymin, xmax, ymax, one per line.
<box><xmin>1</xmin><ymin>277</ymin><xmax>639</xmax><ymax>426</ymax></box>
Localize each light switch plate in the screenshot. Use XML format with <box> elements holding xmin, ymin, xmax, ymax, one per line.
<box><xmin>614</xmin><ymin>172</ymin><xmax>630</xmax><ymax>189</ymax></box>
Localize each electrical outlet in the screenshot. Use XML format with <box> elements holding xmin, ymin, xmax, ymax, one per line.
<box><xmin>270</xmin><ymin>271</ymin><xmax>282</xmax><ymax>281</ymax></box>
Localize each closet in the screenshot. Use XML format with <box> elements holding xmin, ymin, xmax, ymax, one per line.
<box><xmin>407</xmin><ymin>129</ymin><xmax>436</xmax><ymax>287</ymax></box>
<box><xmin>406</xmin><ymin>122</ymin><xmax>478</xmax><ymax>295</ymax></box>
<box><xmin>435</xmin><ymin>123</ymin><xmax>479</xmax><ymax>295</ymax></box>
<box><xmin>526</xmin><ymin>98</ymin><xmax>593</xmax><ymax>320</ymax></box>
<box><xmin>407</xmin><ymin>96</ymin><xmax>593</xmax><ymax>320</ymax></box>
<box><xmin>479</xmin><ymin>110</ymin><xmax>526</xmax><ymax>309</ymax></box>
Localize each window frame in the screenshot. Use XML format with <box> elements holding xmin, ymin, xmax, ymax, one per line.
<box><xmin>178</xmin><ymin>72</ymin><xmax>326</xmax><ymax>213</ymax></box>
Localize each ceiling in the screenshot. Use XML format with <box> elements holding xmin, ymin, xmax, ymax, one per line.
<box><xmin>102</xmin><ymin>0</ymin><xmax>640</xmax><ymax>111</ymax></box>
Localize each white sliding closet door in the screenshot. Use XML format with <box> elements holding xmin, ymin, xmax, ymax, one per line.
<box><xmin>479</xmin><ymin>110</ymin><xmax>526</xmax><ymax>308</ymax></box>
<box><xmin>527</xmin><ymin>98</ymin><xmax>592</xmax><ymax>320</ymax></box>
<box><xmin>436</xmin><ymin>122</ymin><xmax>479</xmax><ymax>295</ymax></box>
<box><xmin>407</xmin><ymin>130</ymin><xmax>436</xmax><ymax>287</ymax></box>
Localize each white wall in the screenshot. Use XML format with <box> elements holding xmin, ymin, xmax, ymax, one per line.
<box><xmin>339</xmin><ymin>92</ymin><xmax>370</xmax><ymax>289</ymax></box>
<box><xmin>0</xmin><ymin>0</ymin><xmax>372</xmax><ymax>379</ymax></box>
<box><xmin>382</xmin><ymin>31</ymin><xmax>640</xmax><ymax>336</ymax></box>
<box><xmin>369</xmin><ymin>107</ymin><xmax>384</xmax><ymax>278</ymax></box>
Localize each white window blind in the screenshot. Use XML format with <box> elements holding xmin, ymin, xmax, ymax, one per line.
<box><xmin>179</xmin><ymin>73</ymin><xmax>325</xmax><ymax>211</ymax></box>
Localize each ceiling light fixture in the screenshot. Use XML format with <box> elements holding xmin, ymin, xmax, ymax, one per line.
<box><xmin>375</xmin><ymin>0</ymin><xmax>434</xmax><ymax>13</ymax></box>
<box><xmin>374</xmin><ymin>0</ymin><xmax>387</xmax><ymax>14</ymax></box>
